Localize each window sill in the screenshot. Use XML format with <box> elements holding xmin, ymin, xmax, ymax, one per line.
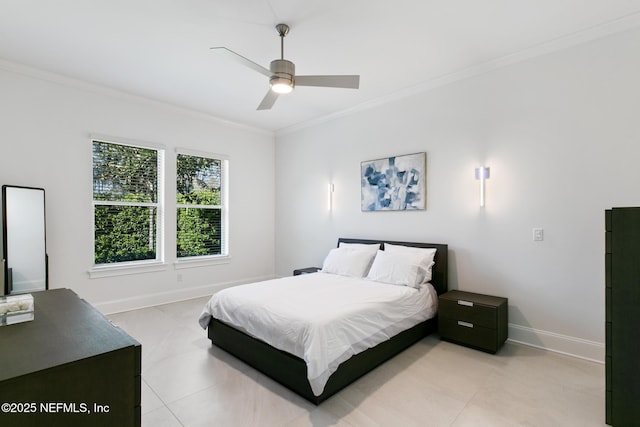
<box><xmin>174</xmin><ymin>255</ymin><xmax>231</xmax><ymax>270</ymax></box>
<box><xmin>89</xmin><ymin>261</ymin><xmax>168</xmax><ymax>279</ymax></box>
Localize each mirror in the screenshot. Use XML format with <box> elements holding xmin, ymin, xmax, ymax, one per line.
<box><xmin>2</xmin><ymin>185</ymin><xmax>48</xmax><ymax>295</ymax></box>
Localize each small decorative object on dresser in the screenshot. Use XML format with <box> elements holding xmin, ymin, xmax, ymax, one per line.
<box><xmin>0</xmin><ymin>293</ymin><xmax>34</xmax><ymax>326</ymax></box>
<box><xmin>438</xmin><ymin>290</ymin><xmax>508</xmax><ymax>353</ymax></box>
<box><xmin>293</xmin><ymin>267</ymin><xmax>321</xmax><ymax>276</ymax></box>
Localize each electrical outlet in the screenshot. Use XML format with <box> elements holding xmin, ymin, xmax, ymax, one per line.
<box><xmin>533</xmin><ymin>228</ymin><xmax>544</xmax><ymax>241</ymax></box>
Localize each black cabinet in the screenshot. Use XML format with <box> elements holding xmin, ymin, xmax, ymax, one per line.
<box><xmin>438</xmin><ymin>290</ymin><xmax>508</xmax><ymax>354</ymax></box>
<box><xmin>605</xmin><ymin>208</ymin><xmax>640</xmax><ymax>426</ymax></box>
<box><xmin>0</xmin><ymin>289</ymin><xmax>141</xmax><ymax>427</ymax></box>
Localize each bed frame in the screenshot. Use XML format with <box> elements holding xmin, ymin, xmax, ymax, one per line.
<box><xmin>207</xmin><ymin>238</ymin><xmax>448</xmax><ymax>404</ymax></box>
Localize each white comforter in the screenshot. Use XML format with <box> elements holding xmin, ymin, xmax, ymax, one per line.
<box><xmin>198</xmin><ymin>272</ymin><xmax>438</xmax><ymax>396</ymax></box>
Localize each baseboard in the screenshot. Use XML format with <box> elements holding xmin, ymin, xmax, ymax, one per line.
<box><xmin>93</xmin><ymin>274</ymin><xmax>277</xmax><ymax>315</ymax></box>
<box><xmin>507</xmin><ymin>323</ymin><xmax>604</xmax><ymax>363</ymax></box>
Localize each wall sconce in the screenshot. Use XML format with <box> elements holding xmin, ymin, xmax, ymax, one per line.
<box><xmin>474</xmin><ymin>167</ymin><xmax>490</xmax><ymax>207</ymax></box>
<box><xmin>328</xmin><ymin>183</ymin><xmax>335</xmax><ymax>211</ymax></box>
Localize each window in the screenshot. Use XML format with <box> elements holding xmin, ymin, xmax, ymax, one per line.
<box><xmin>92</xmin><ymin>139</ymin><xmax>163</xmax><ymax>265</ymax></box>
<box><xmin>176</xmin><ymin>152</ymin><xmax>227</xmax><ymax>258</ymax></box>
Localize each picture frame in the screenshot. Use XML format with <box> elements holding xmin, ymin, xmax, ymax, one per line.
<box><xmin>360</xmin><ymin>152</ymin><xmax>426</xmax><ymax>211</ymax></box>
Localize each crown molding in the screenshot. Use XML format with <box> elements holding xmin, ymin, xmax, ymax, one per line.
<box><xmin>0</xmin><ymin>59</ymin><xmax>274</xmax><ymax>137</ymax></box>
<box><xmin>276</xmin><ymin>11</ymin><xmax>640</xmax><ymax>137</ymax></box>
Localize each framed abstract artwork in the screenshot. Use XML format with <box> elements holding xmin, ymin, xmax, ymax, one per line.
<box><xmin>361</xmin><ymin>152</ymin><xmax>426</xmax><ymax>211</ymax></box>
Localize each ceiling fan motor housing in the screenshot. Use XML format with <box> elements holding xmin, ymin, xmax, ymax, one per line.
<box><xmin>270</xmin><ymin>59</ymin><xmax>295</xmax><ymax>87</ymax></box>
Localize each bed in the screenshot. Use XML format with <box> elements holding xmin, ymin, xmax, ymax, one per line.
<box><xmin>199</xmin><ymin>238</ymin><xmax>448</xmax><ymax>404</ymax></box>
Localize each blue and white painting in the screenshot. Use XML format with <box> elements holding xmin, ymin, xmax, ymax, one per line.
<box><xmin>361</xmin><ymin>152</ymin><xmax>426</xmax><ymax>211</ymax></box>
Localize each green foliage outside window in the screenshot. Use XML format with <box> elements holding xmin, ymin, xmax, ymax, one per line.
<box><xmin>93</xmin><ymin>141</ymin><xmax>157</xmax><ymax>202</ymax></box>
<box><xmin>92</xmin><ymin>142</ymin><xmax>226</xmax><ymax>265</ymax></box>
<box><xmin>94</xmin><ymin>205</ymin><xmax>157</xmax><ymax>263</ymax></box>
<box><xmin>176</xmin><ymin>154</ymin><xmax>223</xmax><ymax>258</ymax></box>
<box><xmin>93</xmin><ymin>141</ymin><xmax>158</xmax><ymax>264</ymax></box>
<box><xmin>177</xmin><ymin>206</ymin><xmax>221</xmax><ymax>257</ymax></box>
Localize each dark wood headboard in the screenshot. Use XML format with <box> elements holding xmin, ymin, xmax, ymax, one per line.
<box><xmin>337</xmin><ymin>238</ymin><xmax>448</xmax><ymax>295</ymax></box>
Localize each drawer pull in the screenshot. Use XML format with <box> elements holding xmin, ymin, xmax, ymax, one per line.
<box><xmin>457</xmin><ymin>321</ymin><xmax>474</xmax><ymax>328</ymax></box>
<box><xmin>458</xmin><ymin>300</ymin><xmax>474</xmax><ymax>307</ymax></box>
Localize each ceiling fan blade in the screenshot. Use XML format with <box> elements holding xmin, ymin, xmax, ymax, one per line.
<box><xmin>257</xmin><ymin>90</ymin><xmax>279</xmax><ymax>110</ymax></box>
<box><xmin>210</xmin><ymin>47</ymin><xmax>271</xmax><ymax>78</ymax></box>
<box><xmin>295</xmin><ymin>75</ymin><xmax>360</xmax><ymax>89</ymax></box>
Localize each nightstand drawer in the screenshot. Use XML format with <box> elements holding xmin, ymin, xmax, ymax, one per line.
<box><xmin>439</xmin><ymin>298</ymin><xmax>496</xmax><ymax>329</ymax></box>
<box><xmin>439</xmin><ymin>317</ymin><xmax>500</xmax><ymax>353</ymax></box>
<box><xmin>438</xmin><ymin>290</ymin><xmax>508</xmax><ymax>354</ymax></box>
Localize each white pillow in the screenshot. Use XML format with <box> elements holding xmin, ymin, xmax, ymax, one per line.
<box><xmin>383</xmin><ymin>243</ymin><xmax>436</xmax><ymax>282</ymax></box>
<box><xmin>366</xmin><ymin>250</ymin><xmax>427</xmax><ymax>288</ymax></box>
<box><xmin>338</xmin><ymin>242</ymin><xmax>380</xmax><ymax>254</ymax></box>
<box><xmin>321</xmin><ymin>247</ymin><xmax>377</xmax><ymax>278</ymax></box>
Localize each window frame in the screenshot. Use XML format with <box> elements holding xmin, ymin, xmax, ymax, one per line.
<box><xmin>90</xmin><ymin>136</ymin><xmax>166</xmax><ymax>277</ymax></box>
<box><xmin>174</xmin><ymin>148</ymin><xmax>229</xmax><ymax>266</ymax></box>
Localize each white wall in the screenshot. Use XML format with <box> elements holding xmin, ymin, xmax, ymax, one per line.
<box><xmin>275</xmin><ymin>27</ymin><xmax>640</xmax><ymax>361</ymax></box>
<box><xmin>0</xmin><ymin>64</ymin><xmax>276</xmax><ymax>312</ymax></box>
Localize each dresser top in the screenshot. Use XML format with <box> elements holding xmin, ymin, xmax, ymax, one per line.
<box><xmin>0</xmin><ymin>288</ymin><xmax>140</xmax><ymax>382</ymax></box>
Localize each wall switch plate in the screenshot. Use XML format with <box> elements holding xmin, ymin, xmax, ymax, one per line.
<box><xmin>533</xmin><ymin>228</ymin><xmax>544</xmax><ymax>241</ymax></box>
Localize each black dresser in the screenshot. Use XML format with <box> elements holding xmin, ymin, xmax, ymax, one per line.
<box><xmin>605</xmin><ymin>208</ymin><xmax>640</xmax><ymax>426</ymax></box>
<box><xmin>438</xmin><ymin>290</ymin><xmax>508</xmax><ymax>354</ymax></box>
<box><xmin>0</xmin><ymin>289</ymin><xmax>141</xmax><ymax>427</ymax></box>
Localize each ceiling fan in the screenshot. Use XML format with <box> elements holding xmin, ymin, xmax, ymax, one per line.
<box><xmin>211</xmin><ymin>23</ymin><xmax>360</xmax><ymax>110</ymax></box>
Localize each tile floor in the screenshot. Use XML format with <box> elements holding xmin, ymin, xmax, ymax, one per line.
<box><xmin>108</xmin><ymin>297</ymin><xmax>606</xmax><ymax>427</ymax></box>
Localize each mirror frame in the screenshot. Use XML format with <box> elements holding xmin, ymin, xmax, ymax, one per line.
<box><xmin>2</xmin><ymin>185</ymin><xmax>48</xmax><ymax>295</ymax></box>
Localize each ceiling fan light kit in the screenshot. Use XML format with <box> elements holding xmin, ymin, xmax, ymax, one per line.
<box><xmin>269</xmin><ymin>59</ymin><xmax>295</xmax><ymax>93</ymax></box>
<box><xmin>271</xmin><ymin>80</ymin><xmax>293</xmax><ymax>94</ymax></box>
<box><xmin>211</xmin><ymin>23</ymin><xmax>360</xmax><ymax>110</ymax></box>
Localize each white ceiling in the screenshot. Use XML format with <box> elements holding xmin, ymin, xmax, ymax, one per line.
<box><xmin>1</xmin><ymin>1</ymin><xmax>640</xmax><ymax>132</ymax></box>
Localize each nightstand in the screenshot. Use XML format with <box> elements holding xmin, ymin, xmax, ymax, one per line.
<box><xmin>293</xmin><ymin>267</ymin><xmax>321</xmax><ymax>276</ymax></box>
<box><xmin>438</xmin><ymin>290</ymin><xmax>508</xmax><ymax>354</ymax></box>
